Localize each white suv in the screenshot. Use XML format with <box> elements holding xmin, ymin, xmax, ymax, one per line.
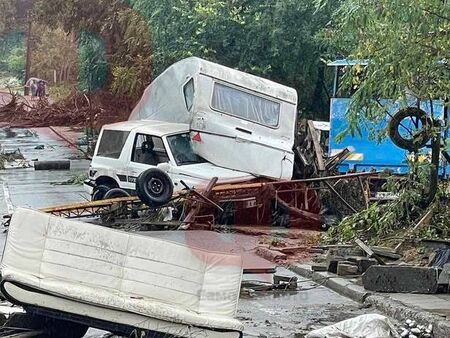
<box><xmin>85</xmin><ymin>120</ymin><xmax>254</xmax><ymax>204</ymax></box>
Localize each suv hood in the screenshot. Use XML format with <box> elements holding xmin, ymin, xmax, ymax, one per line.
<box><xmin>172</xmin><ymin>162</ymin><xmax>255</xmax><ymax>183</ymax></box>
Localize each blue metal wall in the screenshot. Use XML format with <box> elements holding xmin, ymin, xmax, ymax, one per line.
<box><xmin>329</xmin><ymin>98</ymin><xmax>445</xmax><ymax>174</ymax></box>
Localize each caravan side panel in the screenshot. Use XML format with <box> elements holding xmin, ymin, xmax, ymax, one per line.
<box><xmin>191</xmin><ymin>75</ymin><xmax>296</xmax><ymax>179</ymax></box>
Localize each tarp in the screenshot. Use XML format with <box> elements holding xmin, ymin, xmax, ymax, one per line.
<box><xmin>1</xmin><ymin>208</ymin><xmax>244</xmax><ymax>332</ymax></box>
<box><xmin>306</xmin><ymin>314</ymin><xmax>400</xmax><ymax>338</ymax></box>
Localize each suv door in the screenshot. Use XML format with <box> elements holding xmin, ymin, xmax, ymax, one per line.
<box><xmin>127</xmin><ymin>133</ymin><xmax>171</xmax><ymax>186</ymax></box>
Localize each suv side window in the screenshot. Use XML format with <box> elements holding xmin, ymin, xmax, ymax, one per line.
<box><xmin>96</xmin><ymin>130</ymin><xmax>130</xmax><ymax>159</ymax></box>
<box><xmin>132</xmin><ymin>134</ymin><xmax>169</xmax><ymax>165</ymax></box>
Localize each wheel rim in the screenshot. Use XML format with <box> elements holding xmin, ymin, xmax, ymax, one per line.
<box><xmin>147</xmin><ymin>177</ymin><xmax>164</xmax><ymax>196</ymax></box>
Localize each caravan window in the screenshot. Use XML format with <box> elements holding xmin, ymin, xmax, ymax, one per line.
<box><xmin>211</xmin><ymin>83</ymin><xmax>280</xmax><ymax>127</ymax></box>
<box><xmin>183</xmin><ymin>78</ymin><xmax>195</xmax><ymax>111</ymax></box>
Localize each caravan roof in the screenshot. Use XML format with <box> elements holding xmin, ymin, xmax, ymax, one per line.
<box><xmin>129</xmin><ymin>57</ymin><xmax>298</xmax><ymax>122</ymax></box>
<box><xmin>186</xmin><ymin>57</ymin><xmax>297</xmax><ymax>103</ymax></box>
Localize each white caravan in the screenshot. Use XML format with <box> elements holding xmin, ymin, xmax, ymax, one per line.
<box><xmin>130</xmin><ymin>57</ymin><xmax>298</xmax><ymax>180</ymax></box>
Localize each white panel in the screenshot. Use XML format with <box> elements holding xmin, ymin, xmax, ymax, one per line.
<box><xmin>1</xmin><ymin>208</ymin><xmax>244</xmax><ymax>332</ymax></box>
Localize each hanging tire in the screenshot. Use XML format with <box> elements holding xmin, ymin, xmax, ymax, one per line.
<box><xmin>92</xmin><ymin>185</ymin><xmax>110</xmax><ymax>201</ymax></box>
<box><xmin>136</xmin><ymin>169</ymin><xmax>174</xmax><ymax>207</ymax></box>
<box><xmin>388</xmin><ymin>107</ymin><xmax>432</xmax><ymax>151</ymax></box>
<box><xmin>103</xmin><ymin>188</ymin><xmax>130</xmax><ymax>199</ymax></box>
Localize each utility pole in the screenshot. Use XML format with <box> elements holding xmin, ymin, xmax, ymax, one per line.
<box><xmin>24</xmin><ymin>18</ymin><xmax>32</xmax><ymax>95</ymax></box>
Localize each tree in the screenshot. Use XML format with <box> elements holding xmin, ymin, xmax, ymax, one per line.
<box><xmin>31</xmin><ymin>26</ymin><xmax>78</xmax><ymax>84</ymax></box>
<box><xmin>130</xmin><ymin>0</ymin><xmax>338</xmax><ymax>117</ymax></box>
<box><xmin>317</xmin><ymin>0</ymin><xmax>450</xmax><ymax>135</ymax></box>
<box><xmin>0</xmin><ymin>0</ymin><xmax>16</xmax><ymax>35</ymax></box>
<box><xmin>33</xmin><ymin>0</ymin><xmax>152</xmax><ymax>97</ymax></box>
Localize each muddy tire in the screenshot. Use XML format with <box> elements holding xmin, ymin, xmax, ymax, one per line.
<box><xmin>388</xmin><ymin>107</ymin><xmax>432</xmax><ymax>151</ymax></box>
<box><xmin>92</xmin><ymin>185</ymin><xmax>110</xmax><ymax>201</ymax></box>
<box><xmin>136</xmin><ymin>169</ymin><xmax>173</xmax><ymax>207</ymax></box>
<box><xmin>103</xmin><ymin>188</ymin><xmax>130</xmax><ymax>199</ymax></box>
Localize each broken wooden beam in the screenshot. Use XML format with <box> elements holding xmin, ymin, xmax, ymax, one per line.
<box><xmin>182</xmin><ymin>177</ymin><xmax>219</xmax><ymax>228</ymax></box>
<box><xmin>355</xmin><ymin>238</ymin><xmax>385</xmax><ymax>265</ymax></box>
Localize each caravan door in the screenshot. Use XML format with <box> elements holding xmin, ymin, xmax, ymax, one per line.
<box><xmin>191</xmin><ymin>80</ymin><xmax>296</xmax><ymax>179</ymax></box>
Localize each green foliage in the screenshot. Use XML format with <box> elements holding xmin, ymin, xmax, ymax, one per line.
<box><xmin>130</xmin><ymin>0</ymin><xmax>339</xmax><ymax>117</ymax></box>
<box><xmin>0</xmin><ymin>0</ymin><xmax>16</xmax><ymax>35</ymax></box>
<box><xmin>4</xmin><ymin>46</ymin><xmax>26</xmax><ymax>81</ymax></box>
<box><xmin>32</xmin><ymin>0</ymin><xmax>340</xmax><ymax>111</ymax></box>
<box><xmin>110</xmin><ymin>8</ymin><xmax>152</xmax><ymax>98</ymax></box>
<box><xmin>33</xmin><ymin>0</ymin><xmax>152</xmax><ymax>98</ymax></box>
<box><xmin>50</xmin><ymin>84</ymin><xmax>74</xmax><ymax>103</ymax></box>
<box><xmin>78</xmin><ymin>32</ymin><xmax>108</xmax><ymax>92</ymax></box>
<box><xmin>325</xmin><ymin>159</ymin><xmax>446</xmax><ymax>244</ymax></box>
<box><xmin>0</xmin><ymin>33</ymin><xmax>25</xmax><ymax>80</ymax></box>
<box><xmin>31</xmin><ymin>26</ymin><xmax>78</xmax><ymax>84</ymax></box>
<box><xmin>318</xmin><ymin>0</ymin><xmax>450</xmax><ymax>136</ymax></box>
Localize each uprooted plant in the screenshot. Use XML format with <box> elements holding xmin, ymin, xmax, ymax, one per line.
<box><xmin>324</xmin><ymin>157</ymin><xmax>450</xmax><ymax>245</ymax></box>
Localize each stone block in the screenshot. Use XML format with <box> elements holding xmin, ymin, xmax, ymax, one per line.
<box><xmin>327</xmin><ymin>257</ymin><xmax>344</xmax><ymax>273</ymax></box>
<box><xmin>362</xmin><ymin>266</ymin><xmax>441</xmax><ymax>293</ymax></box>
<box><xmin>337</xmin><ymin>262</ymin><xmax>358</xmax><ymax>276</ymax></box>
<box><xmin>438</xmin><ymin>263</ymin><xmax>450</xmax><ymax>285</ymax></box>
<box><xmin>311</xmin><ymin>264</ymin><xmax>327</xmax><ymax>272</ymax></box>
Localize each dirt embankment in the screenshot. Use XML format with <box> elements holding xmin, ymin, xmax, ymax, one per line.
<box><xmin>0</xmin><ymin>90</ymin><xmax>134</xmax><ymax>128</ymax></box>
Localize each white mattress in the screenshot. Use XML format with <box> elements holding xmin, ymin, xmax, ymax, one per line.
<box><xmin>1</xmin><ymin>208</ymin><xmax>244</xmax><ymax>333</ymax></box>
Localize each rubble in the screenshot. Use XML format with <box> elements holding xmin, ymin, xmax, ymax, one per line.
<box><xmin>0</xmin><ymin>90</ymin><xmax>132</xmax><ymax>128</ymax></box>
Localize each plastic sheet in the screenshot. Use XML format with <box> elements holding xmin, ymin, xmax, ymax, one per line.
<box><xmin>306</xmin><ymin>314</ymin><xmax>400</xmax><ymax>338</ymax></box>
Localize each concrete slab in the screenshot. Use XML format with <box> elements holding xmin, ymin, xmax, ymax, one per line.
<box><xmin>363</xmin><ymin>266</ymin><xmax>441</xmax><ymax>293</ymax></box>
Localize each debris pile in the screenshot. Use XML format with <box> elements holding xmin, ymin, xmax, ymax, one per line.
<box><xmin>0</xmin><ymin>90</ymin><xmax>133</xmax><ymax>128</ymax></box>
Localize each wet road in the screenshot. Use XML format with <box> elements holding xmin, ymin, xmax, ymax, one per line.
<box><xmin>0</xmin><ymin>128</ymin><xmax>381</xmax><ymax>337</ymax></box>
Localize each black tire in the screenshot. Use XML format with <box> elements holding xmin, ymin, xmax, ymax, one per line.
<box><xmin>92</xmin><ymin>184</ymin><xmax>110</xmax><ymax>201</ymax></box>
<box><xmin>388</xmin><ymin>107</ymin><xmax>432</xmax><ymax>151</ymax></box>
<box><xmin>42</xmin><ymin>317</ymin><xmax>89</xmax><ymax>338</ymax></box>
<box><xmin>136</xmin><ymin>169</ymin><xmax>173</xmax><ymax>207</ymax></box>
<box><xmin>103</xmin><ymin>188</ymin><xmax>130</xmax><ymax>199</ymax></box>
<box><xmin>5</xmin><ymin>313</ymin><xmax>88</xmax><ymax>338</ymax></box>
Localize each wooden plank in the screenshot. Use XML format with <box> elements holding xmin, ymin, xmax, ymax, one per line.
<box><xmin>275</xmin><ymin>196</ymin><xmax>320</xmax><ymax>222</ymax></box>
<box><xmin>307</xmin><ymin>120</ymin><xmax>325</xmax><ymax>171</ymax></box>
<box><xmin>355</xmin><ymin>238</ymin><xmax>385</xmax><ymax>265</ymax></box>
<box><xmin>183</xmin><ymin>177</ymin><xmax>218</xmax><ymax>227</ymax></box>
<box><xmin>212</xmin><ymin>172</ymin><xmax>376</xmax><ymax>193</ymax></box>
<box><xmin>358</xmin><ymin>176</ymin><xmax>370</xmax><ymax>209</ymax></box>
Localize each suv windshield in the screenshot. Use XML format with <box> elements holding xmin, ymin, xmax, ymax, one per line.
<box><xmin>167</xmin><ymin>133</ymin><xmax>205</xmax><ymax>166</ymax></box>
